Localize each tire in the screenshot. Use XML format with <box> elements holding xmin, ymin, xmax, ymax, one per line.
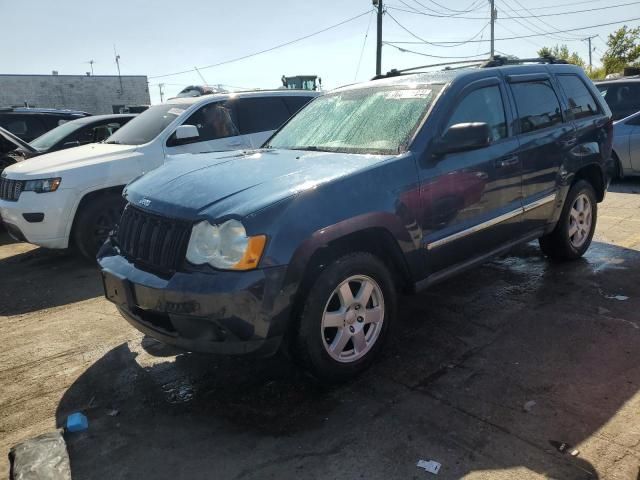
<box><xmin>539</xmin><ymin>180</ymin><xmax>597</xmax><ymax>261</ymax></box>
<box><xmin>73</xmin><ymin>192</ymin><xmax>125</xmax><ymax>261</ymax></box>
<box><xmin>295</xmin><ymin>252</ymin><xmax>397</xmax><ymax>382</ymax></box>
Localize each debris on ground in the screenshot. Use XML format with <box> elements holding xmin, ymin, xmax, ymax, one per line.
<box><xmin>65</xmin><ymin>413</ymin><xmax>88</xmax><ymax>433</ymax></box>
<box><xmin>9</xmin><ymin>430</ymin><xmax>71</xmax><ymax>480</ymax></box>
<box><xmin>523</xmin><ymin>400</ymin><xmax>536</xmax><ymax>412</ymax></box>
<box><xmin>549</xmin><ymin>440</ymin><xmax>573</xmax><ymax>454</ymax></box>
<box><xmin>570</xmin><ymin>449</ymin><xmax>580</xmax><ymax>456</ymax></box>
<box><xmin>417</xmin><ymin>459</ymin><xmax>441</xmax><ymax>474</ymax></box>
<box><xmin>162</xmin><ymin>381</ymin><xmax>195</xmax><ymax>404</ymax></box>
<box><xmin>606</xmin><ymin>295</ymin><xmax>629</xmax><ymax>301</ymax></box>
<box><xmin>598</xmin><ymin>306</ymin><xmax>611</xmax><ymax>315</ymax></box>
<box><xmin>106</xmin><ymin>409</ymin><xmax>119</xmax><ymax>417</ymax></box>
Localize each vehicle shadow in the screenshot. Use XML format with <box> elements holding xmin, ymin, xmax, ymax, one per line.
<box><xmin>54</xmin><ymin>240</ymin><xmax>640</xmax><ymax>479</ymax></box>
<box><xmin>0</xmin><ymin>240</ymin><xmax>102</xmax><ymax>316</ymax></box>
<box><xmin>608</xmin><ymin>176</ymin><xmax>640</xmax><ymax>194</ymax></box>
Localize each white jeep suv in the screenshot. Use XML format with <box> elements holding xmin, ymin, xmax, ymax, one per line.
<box><xmin>0</xmin><ymin>90</ymin><xmax>318</xmax><ymax>258</ymax></box>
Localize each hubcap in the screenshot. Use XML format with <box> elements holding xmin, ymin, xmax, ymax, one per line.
<box><xmin>321</xmin><ymin>275</ymin><xmax>385</xmax><ymax>363</ymax></box>
<box><xmin>568</xmin><ymin>193</ymin><xmax>592</xmax><ymax>248</ymax></box>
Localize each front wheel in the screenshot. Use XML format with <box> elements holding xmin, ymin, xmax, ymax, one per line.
<box><xmin>73</xmin><ymin>192</ymin><xmax>125</xmax><ymax>261</ymax></box>
<box><xmin>539</xmin><ymin>180</ymin><xmax>597</xmax><ymax>261</ymax></box>
<box><xmin>294</xmin><ymin>252</ymin><xmax>397</xmax><ymax>382</ymax></box>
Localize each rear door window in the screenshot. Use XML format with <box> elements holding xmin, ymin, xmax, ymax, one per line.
<box><xmin>510</xmin><ymin>81</ymin><xmax>563</xmax><ymax>134</ymax></box>
<box><xmin>557</xmin><ymin>75</ymin><xmax>599</xmax><ymax>120</ymax></box>
<box><xmin>235</xmin><ymin>97</ymin><xmax>292</xmax><ymax>135</ymax></box>
<box><xmin>445</xmin><ymin>85</ymin><xmax>507</xmax><ymax>142</ymax></box>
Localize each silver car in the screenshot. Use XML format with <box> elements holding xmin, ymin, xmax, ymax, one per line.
<box><xmin>611</xmin><ymin>110</ymin><xmax>640</xmax><ymax>178</ymax></box>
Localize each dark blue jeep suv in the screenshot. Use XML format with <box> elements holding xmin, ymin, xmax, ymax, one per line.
<box><xmin>99</xmin><ymin>60</ymin><xmax>613</xmax><ymax>380</ymax></box>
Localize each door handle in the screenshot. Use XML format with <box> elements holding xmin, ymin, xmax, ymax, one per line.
<box><xmin>495</xmin><ymin>155</ymin><xmax>519</xmax><ymax>168</ymax></box>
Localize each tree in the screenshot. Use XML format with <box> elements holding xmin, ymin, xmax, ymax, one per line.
<box><xmin>537</xmin><ymin>44</ymin><xmax>585</xmax><ymax>67</ymax></box>
<box><xmin>601</xmin><ymin>26</ymin><xmax>640</xmax><ymax>74</ymax></box>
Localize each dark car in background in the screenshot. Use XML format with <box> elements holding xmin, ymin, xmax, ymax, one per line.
<box><xmin>99</xmin><ymin>60</ymin><xmax>612</xmax><ymax>381</ymax></box>
<box><xmin>0</xmin><ymin>107</ymin><xmax>90</xmax><ymax>142</ymax></box>
<box><xmin>0</xmin><ymin>114</ymin><xmax>135</xmax><ymax>170</ymax></box>
<box><xmin>596</xmin><ymin>77</ymin><xmax>640</xmax><ymax>121</ymax></box>
<box><xmin>29</xmin><ymin>114</ymin><xmax>135</xmax><ymax>154</ymax></box>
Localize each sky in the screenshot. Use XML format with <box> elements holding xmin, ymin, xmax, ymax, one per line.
<box><xmin>2</xmin><ymin>0</ymin><xmax>639</xmax><ymax>104</ymax></box>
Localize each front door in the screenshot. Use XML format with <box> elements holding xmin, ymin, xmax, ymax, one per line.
<box><xmin>420</xmin><ymin>78</ymin><xmax>523</xmax><ymax>274</ymax></box>
<box><xmin>165</xmin><ymin>101</ymin><xmax>252</xmax><ymax>156</ymax></box>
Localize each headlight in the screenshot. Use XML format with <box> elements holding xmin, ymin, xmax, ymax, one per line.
<box><xmin>23</xmin><ymin>178</ymin><xmax>61</xmax><ymax>193</ymax></box>
<box><xmin>185</xmin><ymin>219</ymin><xmax>266</xmax><ymax>270</ymax></box>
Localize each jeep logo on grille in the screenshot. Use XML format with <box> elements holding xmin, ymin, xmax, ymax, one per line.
<box><xmin>138</xmin><ymin>198</ymin><xmax>151</xmax><ymax>207</ymax></box>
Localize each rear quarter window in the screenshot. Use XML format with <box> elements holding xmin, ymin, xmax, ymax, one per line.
<box><xmin>557</xmin><ymin>75</ymin><xmax>600</xmax><ymax>120</ymax></box>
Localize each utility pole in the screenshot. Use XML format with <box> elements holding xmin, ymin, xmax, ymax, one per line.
<box><xmin>490</xmin><ymin>0</ymin><xmax>496</xmax><ymax>58</ymax></box>
<box><xmin>158</xmin><ymin>83</ymin><xmax>165</xmax><ymax>103</ymax></box>
<box><xmin>375</xmin><ymin>0</ymin><xmax>383</xmax><ymax>76</ymax></box>
<box><xmin>584</xmin><ymin>35</ymin><xmax>596</xmax><ymax>71</ymax></box>
<box><xmin>88</xmin><ymin>60</ymin><xmax>94</xmax><ymax>75</ymax></box>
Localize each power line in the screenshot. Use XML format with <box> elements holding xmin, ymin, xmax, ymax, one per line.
<box><xmin>149</xmin><ymin>10</ymin><xmax>371</xmax><ymax>79</ymax></box>
<box><xmin>387</xmin><ymin>1</ymin><xmax>640</xmax><ymax>20</ymax></box>
<box><xmin>387</xmin><ymin>10</ymin><xmax>490</xmax><ymax>47</ymax></box>
<box><xmin>504</xmin><ymin>0</ymin><xmax>584</xmax><ymax>40</ymax></box>
<box><xmin>386</xmin><ymin>15</ymin><xmax>640</xmax><ymax>44</ymax></box>
<box><xmin>384</xmin><ymin>42</ymin><xmax>490</xmax><ymax>58</ymax></box>
<box><xmin>497</xmin><ymin>0</ymin><xmax>579</xmax><ymax>43</ymax></box>
<box><xmin>354</xmin><ymin>9</ymin><xmax>375</xmax><ymax>81</ymax></box>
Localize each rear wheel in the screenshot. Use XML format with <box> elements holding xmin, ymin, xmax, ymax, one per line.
<box><xmin>295</xmin><ymin>252</ymin><xmax>396</xmax><ymax>381</ymax></box>
<box><xmin>539</xmin><ymin>180</ymin><xmax>597</xmax><ymax>261</ymax></box>
<box><xmin>73</xmin><ymin>192</ymin><xmax>125</xmax><ymax>261</ymax></box>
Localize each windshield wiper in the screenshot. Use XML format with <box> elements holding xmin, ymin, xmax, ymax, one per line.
<box><xmin>105</xmin><ymin>140</ymin><xmax>121</xmax><ymax>144</ymax></box>
<box><xmin>291</xmin><ymin>146</ymin><xmax>334</xmax><ymax>152</ymax></box>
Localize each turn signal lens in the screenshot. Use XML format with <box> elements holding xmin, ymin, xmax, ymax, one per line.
<box><xmin>232</xmin><ymin>235</ymin><xmax>267</xmax><ymax>271</ymax></box>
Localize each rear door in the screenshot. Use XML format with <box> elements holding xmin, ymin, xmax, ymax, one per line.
<box><xmin>235</xmin><ymin>96</ymin><xmax>296</xmax><ymax>148</ymax></box>
<box><xmin>507</xmin><ymin>74</ymin><xmax>575</xmax><ymax>232</ymax></box>
<box><xmin>421</xmin><ymin>77</ymin><xmax>523</xmax><ymax>273</ymax></box>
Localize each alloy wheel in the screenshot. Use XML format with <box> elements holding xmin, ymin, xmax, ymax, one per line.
<box><xmin>321</xmin><ymin>275</ymin><xmax>385</xmax><ymax>363</ymax></box>
<box><xmin>568</xmin><ymin>193</ymin><xmax>592</xmax><ymax>248</ymax></box>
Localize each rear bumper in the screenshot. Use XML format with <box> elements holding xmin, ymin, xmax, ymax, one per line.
<box><xmin>98</xmin><ymin>242</ymin><xmax>292</xmax><ymax>356</ymax></box>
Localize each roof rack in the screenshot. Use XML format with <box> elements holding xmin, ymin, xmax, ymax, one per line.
<box><xmin>371</xmin><ymin>59</ymin><xmax>486</xmax><ymax>80</ymax></box>
<box><xmin>481</xmin><ymin>55</ymin><xmax>568</xmax><ymax>68</ymax></box>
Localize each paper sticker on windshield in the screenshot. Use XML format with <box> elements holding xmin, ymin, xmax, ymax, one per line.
<box><xmin>384</xmin><ymin>89</ymin><xmax>432</xmax><ymax>99</ymax></box>
<box><xmin>167</xmin><ymin>107</ymin><xmax>185</xmax><ymax>116</ymax></box>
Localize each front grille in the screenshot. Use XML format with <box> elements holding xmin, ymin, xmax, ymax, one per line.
<box><xmin>0</xmin><ymin>178</ymin><xmax>24</xmax><ymax>201</ymax></box>
<box><xmin>115</xmin><ymin>204</ymin><xmax>192</xmax><ymax>273</ymax></box>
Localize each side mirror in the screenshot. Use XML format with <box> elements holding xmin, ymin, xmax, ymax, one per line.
<box><xmin>433</xmin><ymin>122</ymin><xmax>491</xmax><ymax>156</ymax></box>
<box><xmin>174</xmin><ymin>124</ymin><xmax>199</xmax><ymax>141</ymax></box>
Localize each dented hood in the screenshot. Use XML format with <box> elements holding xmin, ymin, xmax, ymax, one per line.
<box><xmin>124</xmin><ymin>148</ymin><xmax>393</xmax><ymax>219</ymax></box>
